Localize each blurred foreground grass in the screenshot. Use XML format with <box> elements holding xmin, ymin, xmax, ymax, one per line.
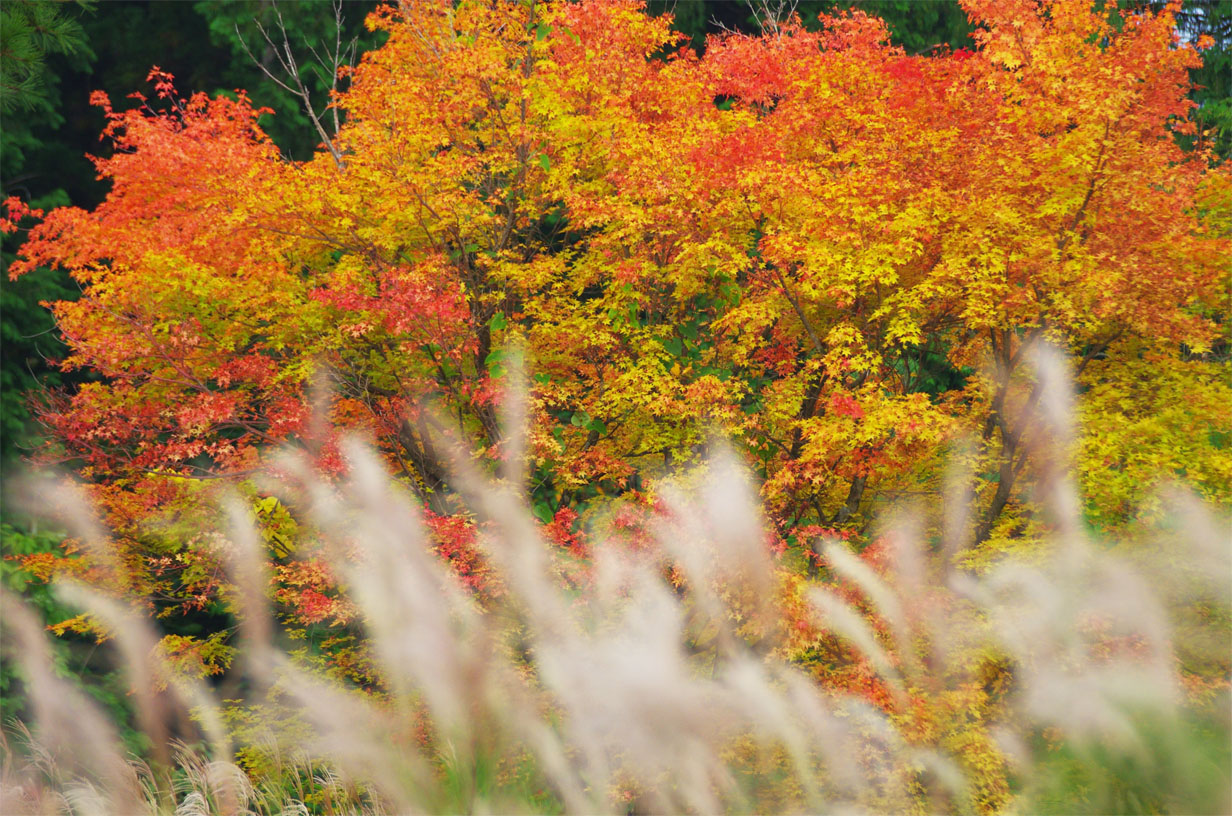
<box><xmin>1</xmin><ymin>354</ymin><xmax>1228</xmax><ymax>815</ymax></box>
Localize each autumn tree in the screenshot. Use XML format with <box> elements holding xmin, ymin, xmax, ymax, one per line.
<box><xmin>6</xmin><ymin>0</ymin><xmax>1229</xmax><ymax>662</ymax></box>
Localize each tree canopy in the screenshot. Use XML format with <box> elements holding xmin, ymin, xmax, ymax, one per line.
<box><xmin>8</xmin><ymin>0</ymin><xmax>1229</xmax><ymax>607</ymax></box>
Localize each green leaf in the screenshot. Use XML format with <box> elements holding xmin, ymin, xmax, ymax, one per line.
<box><xmin>538</xmin><ymin>153</ymin><xmax>551</xmax><ymax>171</ymax></box>
<box><xmin>532</xmin><ymin>501</ymin><xmax>553</xmax><ymax>524</ymax></box>
<box><xmin>486</xmin><ymin>349</ymin><xmax>506</xmax><ymax>379</ymax></box>
<box><xmin>490</xmin><ymin>312</ymin><xmax>508</xmax><ymax>331</ymax></box>
<box><xmin>570</xmin><ymin>411</ymin><xmax>590</xmax><ymax>427</ymax></box>
<box><xmin>535</xmin><ymin>22</ymin><xmax>551</xmax><ymax>41</ymax></box>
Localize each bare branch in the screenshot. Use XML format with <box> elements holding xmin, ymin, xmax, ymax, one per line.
<box><xmin>235</xmin><ymin>23</ymin><xmax>298</xmax><ymax>96</ymax></box>
<box><xmin>235</xmin><ymin>0</ymin><xmax>347</xmax><ymax>169</ymax></box>
<box><xmin>744</xmin><ymin>0</ymin><xmax>800</xmax><ymax>39</ymax></box>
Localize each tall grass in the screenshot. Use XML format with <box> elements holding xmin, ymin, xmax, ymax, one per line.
<box><xmin>2</xmin><ymin>350</ymin><xmax>1229</xmax><ymax>814</ymax></box>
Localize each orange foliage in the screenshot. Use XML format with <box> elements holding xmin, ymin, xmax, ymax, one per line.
<box><xmin>7</xmin><ymin>0</ymin><xmax>1228</xmax><ymax>710</ymax></box>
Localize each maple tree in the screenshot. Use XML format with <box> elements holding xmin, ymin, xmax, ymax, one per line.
<box><xmin>5</xmin><ymin>0</ymin><xmax>1229</xmax><ymax>697</ymax></box>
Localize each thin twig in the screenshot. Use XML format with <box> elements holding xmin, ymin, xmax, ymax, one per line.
<box><xmin>234</xmin><ymin>1</ymin><xmax>347</xmax><ymax>168</ymax></box>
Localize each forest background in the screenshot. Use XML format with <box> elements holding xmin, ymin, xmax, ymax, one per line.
<box><xmin>0</xmin><ymin>0</ymin><xmax>1230</xmax><ymax>812</ymax></box>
